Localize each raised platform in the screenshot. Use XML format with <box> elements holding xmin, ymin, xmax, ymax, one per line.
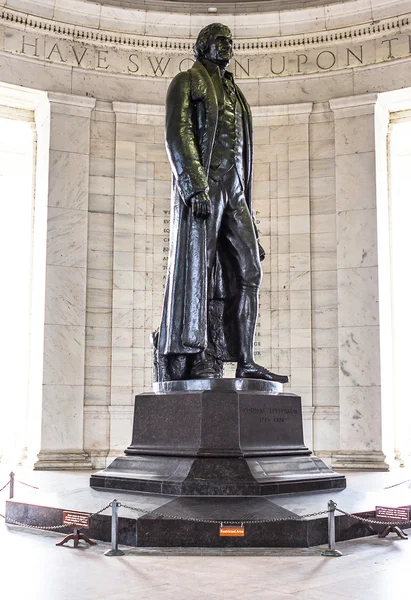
<box><xmin>90</xmin><ymin>380</ymin><xmax>345</xmax><ymax>496</ymax></box>
<box><xmin>4</xmin><ymin>470</ymin><xmax>411</xmax><ymax>548</ymax></box>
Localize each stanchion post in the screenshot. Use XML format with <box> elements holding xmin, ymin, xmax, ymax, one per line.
<box><xmin>9</xmin><ymin>472</ymin><xmax>15</xmax><ymax>499</ymax></box>
<box><xmin>104</xmin><ymin>500</ymin><xmax>125</xmax><ymax>557</ymax></box>
<box><xmin>322</xmin><ymin>499</ymin><xmax>342</xmax><ymax>557</ymax></box>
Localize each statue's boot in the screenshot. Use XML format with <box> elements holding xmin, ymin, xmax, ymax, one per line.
<box><xmin>191</xmin><ymin>351</ymin><xmax>222</xmax><ymax>379</ymax></box>
<box><xmin>235</xmin><ymin>288</ymin><xmax>289</xmax><ymax>384</ymax></box>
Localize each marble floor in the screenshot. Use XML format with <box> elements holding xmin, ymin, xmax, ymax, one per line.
<box><xmin>0</xmin><ymin>519</ymin><xmax>409</xmax><ymax>600</ymax></box>
<box><xmin>1</xmin><ymin>467</ymin><xmax>411</xmax><ymax>599</ymax></box>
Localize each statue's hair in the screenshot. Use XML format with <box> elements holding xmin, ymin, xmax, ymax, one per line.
<box><xmin>193</xmin><ymin>23</ymin><xmax>232</xmax><ymax>60</ymax></box>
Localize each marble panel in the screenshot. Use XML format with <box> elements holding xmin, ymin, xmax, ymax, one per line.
<box><xmin>85</xmin><ymin>366</ymin><xmax>111</xmax><ymax>387</ymax></box>
<box><xmin>86</xmin><ymin>289</ymin><xmax>111</xmax><ymax>309</ymax></box>
<box><xmin>84</xmin><ymin>409</ymin><xmax>110</xmax><ymax>451</ymax></box>
<box><xmin>313</xmin><ymin>367</ymin><xmax>339</xmax><ymax>387</ymax></box>
<box><xmin>43</xmin><ymin>324</ymin><xmax>85</xmax><ymax>385</ymax></box>
<box><xmin>290</xmin><ymin>236</ymin><xmax>310</xmax><ymax>253</ymax></box>
<box><xmin>112</xmin><ymin>308</ymin><xmax>133</xmax><ymax>329</ymax></box>
<box><xmin>311</xmin><ymin>232</ymin><xmax>336</xmax><ymax>253</ymax></box>
<box><xmin>49</xmin><ymin>112</ymin><xmax>91</xmax><ymax>155</ymax></box>
<box><xmin>53</xmin><ymin>0</ymin><xmax>101</xmax><ymax>27</ymax></box>
<box><xmin>290</xmin><ymin>328</ymin><xmax>311</xmax><ymax>348</ymax></box>
<box><xmin>310</xmin><ymin>176</ymin><xmax>335</xmax><ymax>198</ymax></box>
<box><xmin>335</xmin><ymin>152</ymin><xmax>377</xmax><ymax>211</ymax></box>
<box><xmin>312</xmin><ymin>270</ymin><xmax>337</xmax><ymax>290</ymax></box>
<box><xmin>334</xmin><ymin>114</ymin><xmax>376</xmax><ymax>156</ymax></box>
<box><xmin>85</xmin><ymin>347</ymin><xmax>111</xmax><ymax>367</ymax></box>
<box><xmin>41</xmin><ymin>385</ymin><xmax>85</xmax><ymax>451</ymax></box>
<box><xmin>89</xmin><ymin>175</ymin><xmax>115</xmax><ymax>196</ymax></box>
<box><xmin>338</xmin><ymin>267</ymin><xmax>379</xmax><ymax>327</ymax></box>
<box><xmin>309</xmin><ymin>139</ymin><xmax>334</xmax><ymax>160</ymax></box>
<box><xmin>313</xmin><ymin>347</ymin><xmax>338</xmax><ymax>368</ymax></box>
<box><xmin>87</xmin><ymin>250</ymin><xmax>112</xmax><ymax>270</ymax></box>
<box><xmin>311</xmin><ymin>252</ymin><xmax>337</xmax><ymax>272</ymax></box>
<box><xmin>313</xmin><ymin>386</ymin><xmax>340</xmax><ymax>406</ymax></box>
<box><xmin>313</xmin><ymin>410</ymin><xmax>340</xmax><ymax>453</ymax></box>
<box><xmin>112</xmin><ymin>327</ymin><xmax>133</xmax><ymax>347</ymax></box>
<box><xmin>291</xmin><ymin>368</ymin><xmax>312</xmax><ymax>387</ymax></box>
<box><xmin>89</xmin><ymin>195</ymin><xmax>114</xmax><ymax>214</ymax></box>
<box><xmin>337</xmin><ymin>209</ymin><xmax>378</xmax><ymax>268</ymax></box>
<box><xmin>290</xmin><ymin>215</ymin><xmax>310</xmax><ymax>235</ymax></box>
<box><xmin>339</xmin><ymin>326</ymin><xmax>381</xmax><ymax>387</ymax></box>
<box><xmin>45</xmin><ymin>265</ymin><xmax>86</xmax><ymax>326</ymax></box>
<box><xmin>111</xmin><ymin>366</ymin><xmax>132</xmax><ymax>387</ymax></box>
<box><xmin>113</xmin><ymin>251</ymin><xmax>134</xmax><ymax>271</ymax></box>
<box><xmin>86</xmin><ymin>327</ymin><xmax>111</xmax><ymax>348</ymax></box>
<box><xmin>311</xmin><ymin>214</ymin><xmax>336</xmax><ymax>234</ymax></box>
<box><xmin>48</xmin><ymin>150</ymin><xmax>89</xmax><ymax>210</ymax></box>
<box><xmin>290</xmin><ymin>309</ymin><xmax>311</xmax><ymax>328</ymax></box>
<box><xmin>89</xmin><ymin>157</ymin><xmax>114</xmax><ymax>178</ymax></box>
<box><xmin>310</xmin><ymin>158</ymin><xmax>335</xmax><ymax>179</ymax></box>
<box><xmin>312</xmin><ymin>308</ymin><xmax>338</xmax><ymax>329</ymax></box>
<box><xmin>310</xmin><ymin>196</ymin><xmax>336</xmax><ymax>215</ymax></box>
<box><xmin>86</xmin><ymin>308</ymin><xmax>111</xmax><ymax>329</ymax></box>
<box><xmin>87</xmin><ymin>269</ymin><xmax>112</xmax><ymax>290</ymax></box>
<box><xmin>339</xmin><ymin>386</ymin><xmax>383</xmax><ymax>451</ymax></box>
<box><xmin>312</xmin><ymin>327</ymin><xmax>338</xmax><ymax>348</ymax></box>
<box><xmin>291</xmin><ymin>348</ymin><xmax>312</xmax><ymax>368</ymax></box>
<box><xmin>84</xmin><ymin>385</ymin><xmax>110</xmax><ymax>406</ymax></box>
<box><xmin>310</xmin><ymin>121</ymin><xmax>335</xmax><ymax>141</ymax></box>
<box><xmin>289</xmin><ymin>197</ymin><xmax>309</xmax><ymax>216</ymax></box>
<box><xmin>289</xmin><ymin>271</ymin><xmax>310</xmax><ymax>291</ymax></box>
<box><xmin>47</xmin><ymin>208</ymin><xmax>87</xmax><ymax>268</ymax></box>
<box><xmin>112</xmin><ymin>347</ymin><xmax>133</xmax><ymax>368</ymax></box>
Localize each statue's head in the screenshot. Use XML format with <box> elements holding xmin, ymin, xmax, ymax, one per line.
<box><xmin>194</xmin><ymin>23</ymin><xmax>233</xmax><ymax>67</ymax></box>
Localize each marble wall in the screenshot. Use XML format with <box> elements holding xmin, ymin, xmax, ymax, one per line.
<box><xmin>0</xmin><ymin>0</ymin><xmax>410</xmax><ymax>470</ymax></box>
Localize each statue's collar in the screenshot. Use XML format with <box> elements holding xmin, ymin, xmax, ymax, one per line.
<box><xmin>199</xmin><ymin>58</ymin><xmax>234</xmax><ymax>82</ymax></box>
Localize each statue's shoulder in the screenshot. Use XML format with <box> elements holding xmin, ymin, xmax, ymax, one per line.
<box><xmin>168</xmin><ymin>61</ymin><xmax>209</xmax><ymax>101</ymax></box>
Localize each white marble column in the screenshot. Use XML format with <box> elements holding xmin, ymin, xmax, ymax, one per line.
<box><xmin>330</xmin><ymin>93</ymin><xmax>394</xmax><ymax>470</ymax></box>
<box><xmin>35</xmin><ymin>92</ymin><xmax>96</xmax><ymax>469</ymax></box>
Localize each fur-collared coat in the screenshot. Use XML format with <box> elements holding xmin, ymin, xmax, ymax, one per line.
<box><xmin>157</xmin><ymin>60</ymin><xmax>255</xmax><ymax>367</ymax></box>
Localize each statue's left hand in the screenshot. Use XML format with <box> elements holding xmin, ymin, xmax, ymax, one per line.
<box><xmin>191</xmin><ymin>191</ymin><xmax>212</xmax><ymax>219</ymax></box>
<box><xmin>258</xmin><ymin>241</ymin><xmax>266</xmax><ymax>261</ymax></box>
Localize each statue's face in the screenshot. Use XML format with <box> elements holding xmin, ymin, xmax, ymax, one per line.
<box><xmin>204</xmin><ymin>31</ymin><xmax>233</xmax><ymax>66</ymax></box>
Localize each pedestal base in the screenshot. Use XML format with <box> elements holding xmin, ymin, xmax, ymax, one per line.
<box><xmin>91</xmin><ymin>380</ymin><xmax>345</xmax><ymax>496</ymax></box>
<box><xmin>332</xmin><ymin>451</ymin><xmax>391</xmax><ymax>471</ymax></box>
<box><xmin>34</xmin><ymin>451</ymin><xmax>93</xmax><ymax>470</ymax></box>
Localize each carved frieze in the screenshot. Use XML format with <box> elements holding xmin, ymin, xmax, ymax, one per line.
<box><xmin>1</xmin><ymin>6</ymin><xmax>411</xmax><ymax>78</ymax></box>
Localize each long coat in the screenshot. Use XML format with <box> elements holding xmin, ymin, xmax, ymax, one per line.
<box><xmin>158</xmin><ymin>60</ymin><xmax>255</xmax><ymax>363</ymax></box>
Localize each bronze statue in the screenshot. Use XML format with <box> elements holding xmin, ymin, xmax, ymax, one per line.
<box><xmin>155</xmin><ymin>23</ymin><xmax>288</xmax><ymax>384</ymax></box>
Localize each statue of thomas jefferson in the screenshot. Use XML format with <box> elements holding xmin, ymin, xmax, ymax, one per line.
<box><xmin>155</xmin><ymin>23</ymin><xmax>288</xmax><ymax>384</ymax></box>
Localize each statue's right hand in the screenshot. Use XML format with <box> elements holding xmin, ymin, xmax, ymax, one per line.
<box><xmin>191</xmin><ymin>191</ymin><xmax>211</xmax><ymax>219</ymax></box>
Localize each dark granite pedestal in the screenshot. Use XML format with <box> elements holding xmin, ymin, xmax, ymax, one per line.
<box><xmin>91</xmin><ymin>380</ymin><xmax>345</xmax><ymax>496</ymax></box>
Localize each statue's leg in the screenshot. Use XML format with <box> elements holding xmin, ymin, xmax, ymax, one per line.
<box><xmin>222</xmin><ymin>172</ymin><xmax>288</xmax><ymax>383</ymax></box>
<box><xmin>189</xmin><ymin>176</ymin><xmax>225</xmax><ymax>379</ymax></box>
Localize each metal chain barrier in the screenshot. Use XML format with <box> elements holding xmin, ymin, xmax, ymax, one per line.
<box><xmin>0</xmin><ymin>501</ymin><xmax>114</xmax><ymax>531</ymax></box>
<box><xmin>383</xmin><ymin>479</ymin><xmax>411</xmax><ymax>490</ymax></box>
<box><xmin>0</xmin><ymin>480</ymin><xmax>10</xmax><ymax>494</ymax></box>
<box><xmin>2</xmin><ymin>495</ymin><xmax>411</xmax><ymax>558</ymax></box>
<box><xmin>14</xmin><ymin>479</ymin><xmax>39</xmax><ymax>490</ymax></box>
<box><xmin>119</xmin><ymin>502</ymin><xmax>328</xmax><ymax>524</ymax></box>
<box><xmin>335</xmin><ymin>507</ymin><xmax>411</xmax><ymax>527</ymax></box>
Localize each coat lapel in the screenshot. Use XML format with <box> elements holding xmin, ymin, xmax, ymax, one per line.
<box><xmin>189</xmin><ymin>61</ymin><xmax>219</xmax><ymax>174</ymax></box>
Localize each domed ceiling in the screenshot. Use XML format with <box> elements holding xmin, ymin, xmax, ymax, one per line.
<box><xmin>91</xmin><ymin>0</ymin><xmax>349</xmax><ymax>14</ymax></box>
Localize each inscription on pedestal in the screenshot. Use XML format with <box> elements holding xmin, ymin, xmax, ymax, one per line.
<box><xmin>240</xmin><ymin>396</ymin><xmax>305</xmax><ymax>452</ymax></box>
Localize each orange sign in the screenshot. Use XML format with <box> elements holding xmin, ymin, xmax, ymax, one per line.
<box><xmin>220</xmin><ymin>526</ymin><xmax>245</xmax><ymax>537</ymax></box>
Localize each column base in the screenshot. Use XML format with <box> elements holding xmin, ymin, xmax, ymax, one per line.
<box><xmin>332</xmin><ymin>451</ymin><xmax>391</xmax><ymax>471</ymax></box>
<box><xmin>34</xmin><ymin>451</ymin><xmax>93</xmax><ymax>470</ymax></box>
